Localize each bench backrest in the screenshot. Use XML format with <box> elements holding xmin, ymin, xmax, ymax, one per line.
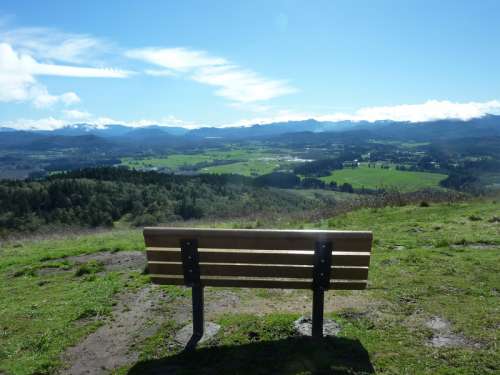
<box><xmin>144</xmin><ymin>228</ymin><xmax>372</xmax><ymax>290</ymax></box>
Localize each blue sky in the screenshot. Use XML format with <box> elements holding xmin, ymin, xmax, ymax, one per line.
<box><xmin>1</xmin><ymin>0</ymin><xmax>500</xmax><ymax>130</ymax></box>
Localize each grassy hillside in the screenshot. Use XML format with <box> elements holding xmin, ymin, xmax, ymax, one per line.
<box><xmin>0</xmin><ymin>199</ymin><xmax>498</xmax><ymax>374</ymax></box>
<box><xmin>321</xmin><ymin>164</ymin><xmax>447</xmax><ymax>191</ymax></box>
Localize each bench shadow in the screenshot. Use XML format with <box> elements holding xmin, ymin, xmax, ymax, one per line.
<box><xmin>128</xmin><ymin>336</ymin><xmax>375</xmax><ymax>375</ymax></box>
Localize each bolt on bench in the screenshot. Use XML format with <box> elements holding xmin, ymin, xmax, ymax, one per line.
<box><xmin>144</xmin><ymin>228</ymin><xmax>372</xmax><ymax>347</ymax></box>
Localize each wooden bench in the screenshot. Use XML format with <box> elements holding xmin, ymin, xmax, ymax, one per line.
<box><xmin>144</xmin><ymin>228</ymin><xmax>372</xmax><ymax>346</ymax></box>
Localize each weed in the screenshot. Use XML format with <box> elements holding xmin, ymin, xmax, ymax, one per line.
<box><xmin>434</xmin><ymin>238</ymin><xmax>450</xmax><ymax>248</ymax></box>
<box><xmin>468</xmin><ymin>215</ymin><xmax>482</xmax><ymax>221</ymax></box>
<box><xmin>74</xmin><ymin>260</ymin><xmax>105</xmax><ymax>277</ymax></box>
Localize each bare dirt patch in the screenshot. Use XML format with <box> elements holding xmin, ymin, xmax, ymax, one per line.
<box><xmin>403</xmin><ymin>313</ymin><xmax>479</xmax><ymax>349</ymax></box>
<box><xmin>450</xmin><ymin>242</ymin><xmax>499</xmax><ymax>250</ymax></box>
<box><xmin>65</xmin><ymin>250</ymin><xmax>146</xmax><ymax>271</ymax></box>
<box><xmin>40</xmin><ymin>251</ymin><xmax>146</xmax><ymax>276</ymax></box>
<box><xmin>59</xmin><ymin>285</ymin><xmax>169</xmax><ymax>375</ymax></box>
<box><xmin>424</xmin><ymin>316</ymin><xmax>476</xmax><ymax>348</ymax></box>
<box><xmin>168</xmin><ymin>288</ymin><xmax>383</xmax><ymax>322</ymax></box>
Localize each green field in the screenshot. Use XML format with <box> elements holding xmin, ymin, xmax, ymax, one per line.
<box><xmin>1</xmin><ymin>199</ymin><xmax>499</xmax><ymax>374</ymax></box>
<box><xmin>201</xmin><ymin>159</ymin><xmax>280</xmax><ymax>176</ymax></box>
<box><xmin>321</xmin><ymin>164</ymin><xmax>447</xmax><ymax>191</ymax></box>
<box><xmin>121</xmin><ymin>147</ymin><xmax>287</xmax><ymax>175</ymax></box>
<box><xmin>122</xmin><ymin>154</ymin><xmax>214</xmax><ymax>169</ymax></box>
<box><xmin>121</xmin><ymin>147</ymin><xmax>303</xmax><ymax>176</ymax></box>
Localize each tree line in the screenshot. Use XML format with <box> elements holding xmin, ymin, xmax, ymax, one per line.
<box><xmin>0</xmin><ymin>168</ymin><xmax>325</xmax><ymax>235</ymax></box>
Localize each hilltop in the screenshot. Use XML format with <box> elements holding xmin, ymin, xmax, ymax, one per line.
<box><xmin>0</xmin><ymin>198</ymin><xmax>498</xmax><ymax>374</ymax></box>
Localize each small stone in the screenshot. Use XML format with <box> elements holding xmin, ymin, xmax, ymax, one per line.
<box><xmin>393</xmin><ymin>245</ymin><xmax>406</xmax><ymax>251</ymax></box>
<box><xmin>425</xmin><ymin>316</ymin><xmax>449</xmax><ymax>331</ymax></box>
<box><xmin>174</xmin><ymin>322</ymin><xmax>221</xmax><ymax>346</ymax></box>
<box><xmin>293</xmin><ymin>316</ymin><xmax>341</xmax><ymax>337</ymax></box>
<box><xmin>429</xmin><ymin>334</ymin><xmax>466</xmax><ymax>348</ymax></box>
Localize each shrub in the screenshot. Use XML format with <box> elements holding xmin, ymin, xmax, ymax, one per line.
<box><xmin>74</xmin><ymin>260</ymin><xmax>105</xmax><ymax>276</ymax></box>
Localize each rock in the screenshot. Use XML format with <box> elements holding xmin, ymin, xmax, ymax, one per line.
<box><xmin>393</xmin><ymin>245</ymin><xmax>406</xmax><ymax>251</ymax></box>
<box><xmin>425</xmin><ymin>316</ymin><xmax>474</xmax><ymax>348</ymax></box>
<box><xmin>174</xmin><ymin>322</ymin><xmax>221</xmax><ymax>346</ymax></box>
<box><xmin>408</xmin><ymin>227</ymin><xmax>423</xmax><ymax>233</ymax></box>
<box><xmin>425</xmin><ymin>316</ymin><xmax>449</xmax><ymax>331</ymax></box>
<box><xmin>429</xmin><ymin>334</ymin><xmax>467</xmax><ymax>348</ymax></box>
<box><xmin>293</xmin><ymin>316</ymin><xmax>341</xmax><ymax>337</ymax></box>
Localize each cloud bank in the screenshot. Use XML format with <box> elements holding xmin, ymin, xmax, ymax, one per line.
<box><xmin>228</xmin><ymin>100</ymin><xmax>500</xmax><ymax>127</ymax></box>
<box><xmin>3</xmin><ymin>99</ymin><xmax>500</xmax><ymax>131</ymax></box>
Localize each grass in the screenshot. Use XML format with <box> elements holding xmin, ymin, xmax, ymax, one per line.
<box><xmin>0</xmin><ymin>230</ymin><xmax>146</xmax><ymax>374</ymax></box>
<box><xmin>1</xmin><ymin>199</ymin><xmax>499</xmax><ymax>374</ymax></box>
<box><xmin>321</xmin><ymin>164</ymin><xmax>447</xmax><ymax>191</ymax></box>
<box><xmin>121</xmin><ymin>147</ymin><xmax>283</xmax><ymax>174</ymax></box>
<box><xmin>201</xmin><ymin>159</ymin><xmax>280</xmax><ymax>176</ymax></box>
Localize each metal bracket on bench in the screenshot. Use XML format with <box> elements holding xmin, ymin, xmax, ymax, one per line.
<box><xmin>180</xmin><ymin>239</ymin><xmax>204</xmax><ymax>350</ymax></box>
<box><xmin>312</xmin><ymin>240</ymin><xmax>333</xmax><ymax>338</ymax></box>
<box><xmin>180</xmin><ymin>239</ymin><xmax>200</xmax><ymax>287</ymax></box>
<box><xmin>313</xmin><ymin>240</ymin><xmax>333</xmax><ymax>290</ymax></box>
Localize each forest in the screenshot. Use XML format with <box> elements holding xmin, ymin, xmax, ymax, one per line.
<box><xmin>0</xmin><ymin>167</ymin><xmax>339</xmax><ymax>235</ymax></box>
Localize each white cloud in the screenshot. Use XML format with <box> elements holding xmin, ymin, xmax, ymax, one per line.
<box><xmin>192</xmin><ymin>65</ymin><xmax>296</xmax><ymax>103</ymax></box>
<box><xmin>144</xmin><ymin>69</ymin><xmax>176</xmax><ymax>77</ymax></box>
<box><xmin>316</xmin><ymin>100</ymin><xmax>500</xmax><ymax>123</ymax></box>
<box><xmin>32</xmin><ymin>63</ymin><xmax>130</xmax><ymax>78</ymax></box>
<box><xmin>62</xmin><ymin>109</ymin><xmax>92</xmax><ymax>120</ymax></box>
<box><xmin>87</xmin><ymin>115</ymin><xmax>200</xmax><ymax>129</ymax></box>
<box><xmin>0</xmin><ymin>42</ymin><xmax>129</xmax><ymax>108</ymax></box>
<box><xmin>0</xmin><ymin>113</ymin><xmax>201</xmax><ymax>131</ymax></box>
<box><xmin>0</xmin><ymin>27</ymin><xmax>109</xmax><ymax>64</ymax></box>
<box><xmin>1</xmin><ymin>117</ymin><xmax>66</xmax><ymax>131</ymax></box>
<box><xmin>0</xmin><ymin>43</ymin><xmax>79</xmax><ymax>107</ymax></box>
<box><xmin>30</xmin><ymin>87</ymin><xmax>79</xmax><ymax>108</ymax></box>
<box><xmin>60</xmin><ymin>92</ymin><xmax>80</xmax><ymax>105</ymax></box>
<box><xmin>126</xmin><ymin>47</ymin><xmax>227</xmax><ymax>71</ymax></box>
<box><xmin>126</xmin><ymin>47</ymin><xmax>297</xmax><ymax>103</ymax></box>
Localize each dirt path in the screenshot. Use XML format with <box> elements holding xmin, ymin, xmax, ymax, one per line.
<box><xmin>59</xmin><ymin>286</ymin><xmax>168</xmax><ymax>375</ymax></box>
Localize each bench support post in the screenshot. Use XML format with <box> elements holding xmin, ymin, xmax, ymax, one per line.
<box><xmin>312</xmin><ymin>240</ymin><xmax>333</xmax><ymax>338</ymax></box>
<box><xmin>181</xmin><ymin>239</ymin><xmax>204</xmax><ymax>349</ymax></box>
<box><xmin>312</xmin><ymin>287</ymin><xmax>324</xmax><ymax>338</ymax></box>
<box><xmin>191</xmin><ymin>283</ymin><xmax>204</xmax><ymax>340</ymax></box>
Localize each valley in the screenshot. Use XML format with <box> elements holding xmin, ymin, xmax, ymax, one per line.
<box><xmin>2</xmin><ymin>117</ymin><xmax>500</xmax><ymax>194</ymax></box>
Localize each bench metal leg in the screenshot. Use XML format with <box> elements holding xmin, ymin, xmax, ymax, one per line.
<box><xmin>192</xmin><ymin>284</ymin><xmax>204</xmax><ymax>337</ymax></box>
<box><xmin>312</xmin><ymin>240</ymin><xmax>332</xmax><ymax>339</ymax></box>
<box><xmin>312</xmin><ymin>287</ymin><xmax>324</xmax><ymax>338</ymax></box>
<box><xmin>186</xmin><ymin>284</ymin><xmax>204</xmax><ymax>350</ymax></box>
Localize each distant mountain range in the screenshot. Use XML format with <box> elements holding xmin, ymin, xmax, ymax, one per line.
<box><xmin>1</xmin><ymin>115</ymin><xmax>499</xmax><ymax>151</ymax></box>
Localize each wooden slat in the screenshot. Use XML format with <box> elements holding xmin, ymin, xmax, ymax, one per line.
<box><xmin>150</xmin><ymin>274</ymin><xmax>367</xmax><ymax>290</ymax></box>
<box><xmin>147</xmin><ymin>248</ymin><xmax>371</xmax><ymax>267</ymax></box>
<box><xmin>143</xmin><ymin>227</ymin><xmax>372</xmax><ymax>251</ymax></box>
<box><xmin>147</xmin><ymin>262</ymin><xmax>369</xmax><ymax>280</ymax></box>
